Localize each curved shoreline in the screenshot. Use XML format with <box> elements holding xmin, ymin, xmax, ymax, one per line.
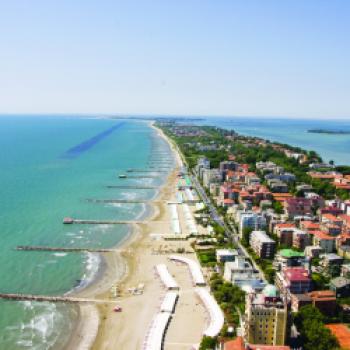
<box><xmin>64</xmin><ymin>124</ymin><xmax>172</xmax><ymax>350</ymax></box>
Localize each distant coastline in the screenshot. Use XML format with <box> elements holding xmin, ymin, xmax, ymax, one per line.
<box><xmin>307</xmin><ymin>129</ymin><xmax>350</xmax><ymax>135</ymax></box>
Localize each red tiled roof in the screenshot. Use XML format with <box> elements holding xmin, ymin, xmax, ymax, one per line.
<box><xmin>313</xmin><ymin>231</ymin><xmax>335</xmax><ymax>240</ymax></box>
<box><xmin>326</xmin><ymin>324</ymin><xmax>350</xmax><ymax>349</ymax></box>
<box><xmin>322</xmin><ymin>213</ymin><xmax>340</xmax><ymax>222</ymax></box>
<box><xmin>308</xmin><ymin>172</ymin><xmax>338</xmax><ymax>179</ymax></box>
<box><xmin>301</xmin><ymin>221</ymin><xmax>320</xmax><ymax>230</ymax></box>
<box><xmin>284</xmin><ymin>267</ymin><xmax>310</xmax><ymax>282</ymax></box>
<box><xmin>272</xmin><ymin>193</ymin><xmax>293</xmax><ymax>197</ymax></box>
<box><xmin>223</xmin><ymin>199</ymin><xmax>234</xmax><ymax>204</ymax></box>
<box><xmin>308</xmin><ymin>290</ymin><xmax>336</xmax><ymax>299</ymax></box>
<box><xmin>339</xmin><ymin>214</ymin><xmax>350</xmax><ymax>226</ymax></box>
<box><xmin>275</xmin><ymin>223</ymin><xmax>296</xmax><ymax>229</ymax></box>
<box><xmin>224</xmin><ymin>337</ymin><xmax>245</xmax><ymax>350</ymax></box>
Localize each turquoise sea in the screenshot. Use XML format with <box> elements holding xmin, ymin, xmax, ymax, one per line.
<box><xmin>196</xmin><ymin>117</ymin><xmax>350</xmax><ymax>165</ymax></box>
<box><xmin>0</xmin><ymin>116</ymin><xmax>173</xmax><ymax>349</ymax></box>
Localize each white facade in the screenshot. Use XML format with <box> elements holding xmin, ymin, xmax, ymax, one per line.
<box><xmin>223</xmin><ymin>257</ymin><xmax>266</xmax><ymax>292</ymax></box>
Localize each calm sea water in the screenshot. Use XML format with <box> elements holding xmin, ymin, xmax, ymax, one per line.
<box><xmin>197</xmin><ymin>117</ymin><xmax>350</xmax><ymax>165</ymax></box>
<box><xmin>0</xmin><ymin>116</ymin><xmax>174</xmax><ymax>349</ymax></box>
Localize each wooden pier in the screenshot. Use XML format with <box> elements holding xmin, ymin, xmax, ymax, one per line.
<box><xmin>63</xmin><ymin>218</ymin><xmax>146</xmax><ymax>225</ymax></box>
<box><xmin>86</xmin><ymin>199</ymin><xmax>164</xmax><ymax>204</ymax></box>
<box><xmin>16</xmin><ymin>246</ymin><xmax>118</xmax><ymax>253</ymax></box>
<box><xmin>118</xmin><ymin>175</ymin><xmax>159</xmax><ymax>179</ymax></box>
<box><xmin>63</xmin><ymin>218</ymin><xmax>168</xmax><ymax>225</ymax></box>
<box><xmin>126</xmin><ymin>169</ymin><xmax>168</xmax><ymax>173</ymax></box>
<box><xmin>0</xmin><ymin>293</ymin><xmax>117</xmax><ymax>304</ymax></box>
<box><xmin>149</xmin><ymin>166</ymin><xmax>171</xmax><ymax>169</ymax></box>
<box><xmin>106</xmin><ymin>185</ymin><xmax>158</xmax><ymax>189</ymax></box>
<box><xmin>126</xmin><ymin>175</ymin><xmax>159</xmax><ymax>178</ymax></box>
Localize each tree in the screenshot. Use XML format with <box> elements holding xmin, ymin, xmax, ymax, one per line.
<box><xmin>242</xmin><ymin>227</ymin><xmax>253</xmax><ymax>247</ymax></box>
<box><xmin>273</xmin><ymin>201</ymin><xmax>284</xmax><ymax>214</ymax></box>
<box><xmin>199</xmin><ymin>336</ymin><xmax>217</xmax><ymax>350</ymax></box>
<box><xmin>294</xmin><ymin>305</ymin><xmax>339</xmax><ymax>350</ymax></box>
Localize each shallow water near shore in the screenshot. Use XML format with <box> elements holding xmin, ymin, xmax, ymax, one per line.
<box><xmin>0</xmin><ymin>116</ymin><xmax>173</xmax><ymax>349</ymax></box>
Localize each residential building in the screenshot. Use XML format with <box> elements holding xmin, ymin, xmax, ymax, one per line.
<box><xmin>196</xmin><ymin>157</ymin><xmax>210</xmax><ymax>179</ymax></box>
<box><xmin>320</xmin><ymin>253</ymin><xmax>343</xmax><ymax>276</ymax></box>
<box><xmin>330</xmin><ymin>277</ymin><xmax>350</xmax><ymax>298</ymax></box>
<box><xmin>291</xmin><ymin>290</ymin><xmax>337</xmax><ymax>316</ymax></box>
<box><xmin>250</xmin><ymin>230</ymin><xmax>276</xmax><ymax>259</ymax></box>
<box><xmin>274</xmin><ymin>249</ymin><xmax>305</xmax><ymax>270</ymax></box>
<box><xmin>284</xmin><ymin>198</ymin><xmax>312</xmax><ymax>219</ymax></box>
<box><xmin>292</xmin><ymin>230</ymin><xmax>311</xmax><ymax>250</ymax></box>
<box><xmin>216</xmin><ymin>249</ymin><xmax>238</xmax><ymax>263</ymax></box>
<box><xmin>224</xmin><ymin>256</ymin><xmax>266</xmax><ymax>292</ymax></box>
<box><xmin>244</xmin><ymin>285</ymin><xmax>288</xmax><ymax>346</ymax></box>
<box><xmin>269</xmin><ymin>180</ymin><xmax>289</xmax><ymax>193</ymax></box>
<box><xmin>220</xmin><ymin>160</ymin><xmax>239</xmax><ymax>172</ymax></box>
<box><xmin>338</xmin><ymin>245</ymin><xmax>350</xmax><ymax>259</ymax></box>
<box><xmin>304</xmin><ymin>245</ymin><xmax>322</xmax><ymax>258</ymax></box>
<box><xmin>202</xmin><ymin>168</ymin><xmax>221</xmax><ymax>188</ymax></box>
<box><xmin>256</xmin><ymin>161</ymin><xmax>278</xmax><ymax>174</ymax></box>
<box><xmin>274</xmin><ymin>223</ymin><xmax>296</xmax><ymax>247</ymax></box>
<box><xmin>341</xmin><ymin>264</ymin><xmax>350</xmax><ymax>278</ymax></box>
<box><xmin>275</xmin><ymin>267</ymin><xmax>312</xmax><ymax>295</ymax></box>
<box><xmin>313</xmin><ymin>231</ymin><xmax>335</xmax><ymax>253</ymax></box>
<box><xmin>308</xmin><ymin>290</ymin><xmax>337</xmax><ymax>315</ymax></box>
<box><xmin>239</xmin><ymin>212</ymin><xmax>267</xmax><ymax>236</ymax></box>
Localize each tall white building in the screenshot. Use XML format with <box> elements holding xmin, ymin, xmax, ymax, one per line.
<box><xmin>239</xmin><ymin>212</ymin><xmax>267</xmax><ymax>237</ymax></box>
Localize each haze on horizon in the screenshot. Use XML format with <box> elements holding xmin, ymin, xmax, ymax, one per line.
<box><xmin>0</xmin><ymin>0</ymin><xmax>349</xmax><ymax>119</ymax></box>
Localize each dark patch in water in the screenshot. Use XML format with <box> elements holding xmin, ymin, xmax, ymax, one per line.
<box><xmin>62</xmin><ymin>122</ymin><xmax>125</xmax><ymax>158</ymax></box>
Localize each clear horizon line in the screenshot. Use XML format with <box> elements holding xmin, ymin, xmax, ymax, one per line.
<box><xmin>0</xmin><ymin>112</ymin><xmax>350</xmax><ymax>121</ymax></box>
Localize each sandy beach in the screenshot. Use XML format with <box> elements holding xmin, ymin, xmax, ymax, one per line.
<box><xmin>66</xmin><ymin>125</ymin><xmax>207</xmax><ymax>350</ymax></box>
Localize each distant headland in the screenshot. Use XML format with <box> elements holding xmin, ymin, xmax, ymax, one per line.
<box><xmin>307</xmin><ymin>129</ymin><xmax>350</xmax><ymax>135</ymax></box>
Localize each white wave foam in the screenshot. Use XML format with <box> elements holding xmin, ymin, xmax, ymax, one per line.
<box><xmin>53</xmin><ymin>252</ymin><xmax>67</xmax><ymax>257</ymax></box>
<box><xmin>120</xmin><ymin>190</ymin><xmax>142</xmax><ymax>200</ymax></box>
<box><xmin>13</xmin><ymin>302</ymin><xmax>66</xmax><ymax>350</ymax></box>
<box><xmin>71</xmin><ymin>252</ymin><xmax>101</xmax><ymax>292</ymax></box>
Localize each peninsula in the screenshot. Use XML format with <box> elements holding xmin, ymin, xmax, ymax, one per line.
<box><xmin>307</xmin><ymin>128</ymin><xmax>350</xmax><ymax>135</ymax></box>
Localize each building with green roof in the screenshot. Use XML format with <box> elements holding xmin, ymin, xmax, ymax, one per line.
<box><xmin>275</xmin><ymin>249</ymin><xmax>306</xmax><ymax>270</ymax></box>
<box><xmin>279</xmin><ymin>249</ymin><xmax>305</xmax><ymax>258</ymax></box>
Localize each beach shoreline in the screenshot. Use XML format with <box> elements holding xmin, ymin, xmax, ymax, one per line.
<box><xmin>64</xmin><ymin>123</ymin><xmax>179</xmax><ymax>350</ymax></box>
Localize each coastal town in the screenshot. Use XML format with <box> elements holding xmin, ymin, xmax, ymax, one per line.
<box><xmin>156</xmin><ymin>121</ymin><xmax>350</xmax><ymax>350</ymax></box>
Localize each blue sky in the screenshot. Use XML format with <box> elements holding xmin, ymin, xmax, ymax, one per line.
<box><xmin>0</xmin><ymin>0</ymin><xmax>349</xmax><ymax>118</ymax></box>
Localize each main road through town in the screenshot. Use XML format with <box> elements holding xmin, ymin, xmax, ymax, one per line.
<box><xmin>190</xmin><ymin>170</ymin><xmax>267</xmax><ymax>283</ymax></box>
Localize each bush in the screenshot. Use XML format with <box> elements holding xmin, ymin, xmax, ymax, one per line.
<box><xmin>199</xmin><ymin>336</ymin><xmax>217</xmax><ymax>350</ymax></box>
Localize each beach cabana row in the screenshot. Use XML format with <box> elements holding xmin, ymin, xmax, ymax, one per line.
<box><xmin>160</xmin><ymin>291</ymin><xmax>179</xmax><ymax>313</ymax></box>
<box><xmin>195</xmin><ymin>288</ymin><xmax>224</xmax><ymax>337</ymax></box>
<box><xmin>182</xmin><ymin>204</ymin><xmax>198</xmax><ymax>235</ymax></box>
<box><xmin>142</xmin><ymin>312</ymin><xmax>172</xmax><ymax>350</ymax></box>
<box><xmin>169</xmin><ymin>255</ymin><xmax>206</xmax><ymax>286</ymax></box>
<box><xmin>168</xmin><ymin>203</ymin><xmax>181</xmax><ymax>234</ymax></box>
<box><xmin>155</xmin><ymin>264</ymin><xmax>179</xmax><ymax>290</ymax></box>
<box><xmin>185</xmin><ymin>188</ymin><xmax>194</xmax><ymax>202</ymax></box>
